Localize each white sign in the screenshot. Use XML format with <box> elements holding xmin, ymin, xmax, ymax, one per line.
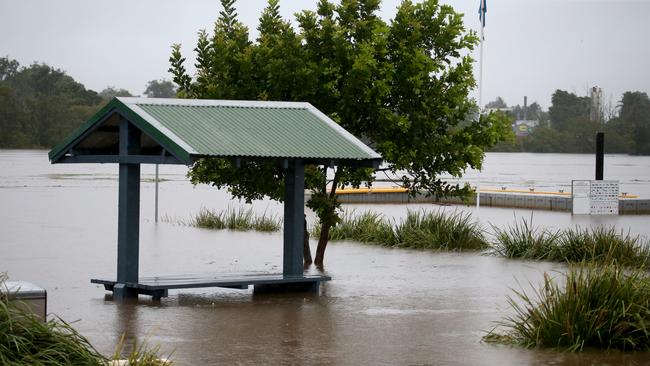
<box><xmin>572</xmin><ymin>180</ymin><xmax>619</xmax><ymax>215</ymax></box>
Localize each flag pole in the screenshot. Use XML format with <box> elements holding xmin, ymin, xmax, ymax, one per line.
<box><xmin>476</xmin><ymin>1</ymin><xmax>485</xmax><ymax>210</ymax></box>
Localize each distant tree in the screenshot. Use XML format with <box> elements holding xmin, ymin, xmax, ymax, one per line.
<box><xmin>548</xmin><ymin>90</ymin><xmax>589</xmax><ymax>131</ymax></box>
<box><xmin>0</xmin><ymin>57</ymin><xmax>19</xmax><ymax>81</ymax></box>
<box><xmin>99</xmin><ymin>87</ymin><xmax>132</xmax><ymax>100</ymax></box>
<box><xmin>0</xmin><ymin>57</ymin><xmax>102</xmax><ymax>148</ymax></box>
<box><xmin>170</xmin><ymin>0</ymin><xmax>511</xmax><ymax>266</ymax></box>
<box><xmin>485</xmin><ymin>97</ymin><xmax>507</xmax><ymax>109</ymax></box>
<box><xmin>618</xmin><ymin>91</ymin><xmax>650</xmax><ymax>155</ymax></box>
<box><xmin>143</xmin><ymin>79</ymin><xmax>177</xmax><ymax>98</ymax></box>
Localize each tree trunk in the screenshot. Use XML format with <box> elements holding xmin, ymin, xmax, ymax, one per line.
<box><xmin>303</xmin><ymin>216</ymin><xmax>313</xmax><ymax>267</ymax></box>
<box><xmin>314</xmin><ymin>168</ymin><xmax>341</xmax><ymax>267</ymax></box>
<box><xmin>314</xmin><ymin>221</ymin><xmax>330</xmax><ymax>267</ymax></box>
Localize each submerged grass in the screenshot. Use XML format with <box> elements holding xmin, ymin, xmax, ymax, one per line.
<box><xmin>393</xmin><ymin>210</ymin><xmax>488</xmax><ymax>250</ymax></box>
<box><xmin>490</xmin><ymin>218</ymin><xmax>562</xmax><ymax>260</ymax></box>
<box><xmin>313</xmin><ymin>209</ymin><xmax>487</xmax><ymax>251</ymax></box>
<box><xmin>484</xmin><ymin>263</ymin><xmax>650</xmax><ymax>351</ymax></box>
<box><xmin>0</xmin><ymin>274</ymin><xmax>171</xmax><ymax>365</ymax></box>
<box><xmin>327</xmin><ymin>211</ymin><xmax>395</xmax><ymax>244</ymax></box>
<box><xmin>490</xmin><ymin>219</ymin><xmax>650</xmax><ymax>267</ymax></box>
<box><xmin>164</xmin><ymin>207</ymin><xmax>282</xmax><ymax>232</ymax></box>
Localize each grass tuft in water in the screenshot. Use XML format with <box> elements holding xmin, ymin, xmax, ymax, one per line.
<box><xmin>490</xmin><ymin>219</ymin><xmax>650</xmax><ymax>267</ymax></box>
<box><xmin>112</xmin><ymin>334</ymin><xmax>172</xmax><ymax>366</ymax></box>
<box><xmin>323</xmin><ymin>211</ymin><xmax>395</xmax><ymax>244</ymax></box>
<box><xmin>490</xmin><ymin>218</ymin><xmax>562</xmax><ymax>260</ymax></box>
<box><xmin>0</xmin><ymin>274</ymin><xmax>172</xmax><ymax>365</ymax></box>
<box><xmin>484</xmin><ymin>263</ymin><xmax>650</xmax><ymax>351</ymax></box>
<box><xmin>393</xmin><ymin>210</ymin><xmax>487</xmax><ymax>250</ymax></box>
<box><xmin>164</xmin><ymin>207</ymin><xmax>282</xmax><ymax>232</ymax></box>
<box><xmin>557</xmin><ymin>226</ymin><xmax>650</xmax><ymax>267</ymax></box>
<box><xmin>313</xmin><ymin>209</ymin><xmax>487</xmax><ymax>251</ymax></box>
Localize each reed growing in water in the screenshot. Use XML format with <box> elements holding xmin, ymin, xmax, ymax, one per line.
<box><xmin>0</xmin><ymin>274</ymin><xmax>171</xmax><ymax>365</ymax></box>
<box><xmin>484</xmin><ymin>263</ymin><xmax>650</xmax><ymax>351</ymax></box>
<box><xmin>312</xmin><ymin>209</ymin><xmax>487</xmax><ymax>251</ymax></box>
<box><xmin>164</xmin><ymin>207</ymin><xmax>282</xmax><ymax>232</ymax></box>
<box><xmin>490</xmin><ymin>219</ymin><xmax>650</xmax><ymax>267</ymax></box>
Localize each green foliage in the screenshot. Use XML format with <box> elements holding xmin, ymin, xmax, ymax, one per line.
<box><xmin>0</xmin><ymin>298</ymin><xmax>106</xmax><ymax>365</ymax></box>
<box><xmin>490</xmin><ymin>218</ymin><xmax>561</xmax><ymax>260</ymax></box>
<box><xmin>312</xmin><ymin>209</ymin><xmax>487</xmax><ymax>251</ymax></box>
<box><xmin>558</xmin><ymin>226</ymin><xmax>650</xmax><ymax>267</ymax></box>
<box><xmin>143</xmin><ymin>79</ymin><xmax>177</xmax><ymax>98</ymax></box>
<box><xmin>170</xmin><ymin>0</ymin><xmax>510</xmax><ymax>262</ymax></box>
<box><xmin>0</xmin><ymin>276</ymin><xmax>172</xmax><ymax>365</ymax></box>
<box><xmin>548</xmin><ymin>89</ymin><xmax>590</xmax><ymax>131</ymax></box>
<box><xmin>166</xmin><ymin>207</ymin><xmax>282</xmax><ymax>232</ymax></box>
<box><xmin>617</xmin><ymin>91</ymin><xmax>650</xmax><ymax>155</ymax></box>
<box><xmin>112</xmin><ymin>334</ymin><xmax>172</xmax><ymax>366</ymax></box>
<box><xmin>313</xmin><ymin>210</ymin><xmax>395</xmax><ymax>244</ymax></box>
<box><xmin>490</xmin><ymin>220</ymin><xmax>650</xmax><ymax>267</ymax></box>
<box><xmin>491</xmin><ymin>89</ymin><xmax>650</xmax><ymax>155</ymax></box>
<box><xmin>98</xmin><ymin>86</ymin><xmax>132</xmax><ymax>100</ymax></box>
<box><xmin>393</xmin><ymin>210</ymin><xmax>487</xmax><ymax>250</ymax></box>
<box><xmin>485</xmin><ymin>264</ymin><xmax>650</xmax><ymax>351</ymax></box>
<box><xmin>0</xmin><ymin>57</ymin><xmax>103</xmax><ymax>148</ymax></box>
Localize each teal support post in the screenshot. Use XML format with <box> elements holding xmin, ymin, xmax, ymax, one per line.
<box><xmin>115</xmin><ymin>119</ymin><xmax>141</xmax><ymax>300</ymax></box>
<box><xmin>283</xmin><ymin>160</ymin><xmax>304</xmax><ymax>276</ymax></box>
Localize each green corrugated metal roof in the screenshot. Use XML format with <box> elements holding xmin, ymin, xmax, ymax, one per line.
<box><xmin>49</xmin><ymin>97</ymin><xmax>381</xmax><ymax>164</ymax></box>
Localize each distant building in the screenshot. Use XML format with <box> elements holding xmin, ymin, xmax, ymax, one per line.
<box><xmin>590</xmin><ymin>86</ymin><xmax>603</xmax><ymax>122</ymax></box>
<box><xmin>514</xmin><ymin>119</ymin><xmax>539</xmax><ymax>137</ymax></box>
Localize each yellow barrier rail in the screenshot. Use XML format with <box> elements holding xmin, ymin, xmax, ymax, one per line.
<box><xmin>334</xmin><ymin>187</ymin><xmax>639</xmax><ymax>199</ymax></box>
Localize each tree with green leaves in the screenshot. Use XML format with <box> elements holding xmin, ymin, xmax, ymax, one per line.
<box><xmin>485</xmin><ymin>97</ymin><xmax>507</xmax><ymax>109</ymax></box>
<box><xmin>548</xmin><ymin>90</ymin><xmax>589</xmax><ymax>131</ymax></box>
<box><xmin>0</xmin><ymin>58</ymin><xmax>102</xmax><ymax>148</ymax></box>
<box><xmin>618</xmin><ymin>91</ymin><xmax>650</xmax><ymax>155</ymax></box>
<box><xmin>98</xmin><ymin>86</ymin><xmax>132</xmax><ymax>100</ymax></box>
<box><xmin>169</xmin><ymin>0</ymin><xmax>511</xmax><ymax>266</ymax></box>
<box><xmin>143</xmin><ymin>79</ymin><xmax>177</xmax><ymax>98</ymax></box>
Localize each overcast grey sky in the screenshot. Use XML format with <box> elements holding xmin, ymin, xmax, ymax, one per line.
<box><xmin>1</xmin><ymin>0</ymin><xmax>648</xmax><ymax>109</ymax></box>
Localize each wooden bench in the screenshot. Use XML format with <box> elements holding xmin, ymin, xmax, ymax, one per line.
<box><xmin>92</xmin><ymin>273</ymin><xmax>331</xmax><ymax>299</ymax></box>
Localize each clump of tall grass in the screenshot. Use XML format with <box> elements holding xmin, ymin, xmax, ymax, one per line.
<box><xmin>312</xmin><ymin>209</ymin><xmax>487</xmax><ymax>251</ymax></box>
<box><xmin>484</xmin><ymin>263</ymin><xmax>650</xmax><ymax>351</ymax></box>
<box><xmin>0</xmin><ymin>275</ymin><xmax>171</xmax><ymax>365</ymax></box>
<box><xmin>112</xmin><ymin>334</ymin><xmax>172</xmax><ymax>366</ymax></box>
<box><xmin>393</xmin><ymin>211</ymin><xmax>487</xmax><ymax>250</ymax></box>
<box><xmin>490</xmin><ymin>218</ymin><xmax>562</xmax><ymax>260</ymax></box>
<box><xmin>557</xmin><ymin>226</ymin><xmax>649</xmax><ymax>267</ymax></box>
<box><xmin>326</xmin><ymin>211</ymin><xmax>395</xmax><ymax>244</ymax></box>
<box><xmin>165</xmin><ymin>207</ymin><xmax>282</xmax><ymax>232</ymax></box>
<box><xmin>490</xmin><ymin>219</ymin><xmax>650</xmax><ymax>267</ymax></box>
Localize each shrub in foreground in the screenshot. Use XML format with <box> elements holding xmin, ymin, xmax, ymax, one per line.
<box><xmin>1</xmin><ymin>275</ymin><xmax>171</xmax><ymax>365</ymax></box>
<box><xmin>484</xmin><ymin>264</ymin><xmax>650</xmax><ymax>351</ymax></box>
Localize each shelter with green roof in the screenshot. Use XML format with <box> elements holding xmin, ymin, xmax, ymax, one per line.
<box><xmin>49</xmin><ymin>97</ymin><xmax>382</xmax><ymax>300</ymax></box>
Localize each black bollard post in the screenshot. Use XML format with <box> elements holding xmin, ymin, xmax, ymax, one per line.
<box><xmin>595</xmin><ymin>132</ymin><xmax>604</xmax><ymax>180</ymax></box>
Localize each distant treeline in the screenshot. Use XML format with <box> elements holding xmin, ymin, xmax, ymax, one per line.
<box><xmin>490</xmin><ymin>90</ymin><xmax>650</xmax><ymax>155</ymax></box>
<box><xmin>0</xmin><ymin>57</ymin><xmax>175</xmax><ymax>149</ymax></box>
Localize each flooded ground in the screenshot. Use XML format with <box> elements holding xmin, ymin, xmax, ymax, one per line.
<box><xmin>2</xmin><ymin>150</ymin><xmax>650</xmax><ymax>365</ymax></box>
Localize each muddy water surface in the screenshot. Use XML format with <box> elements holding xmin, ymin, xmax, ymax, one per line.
<box><xmin>2</xmin><ymin>150</ymin><xmax>650</xmax><ymax>365</ymax></box>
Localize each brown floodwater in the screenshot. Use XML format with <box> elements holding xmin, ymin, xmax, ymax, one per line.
<box><xmin>2</xmin><ymin>150</ymin><xmax>650</xmax><ymax>365</ymax></box>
